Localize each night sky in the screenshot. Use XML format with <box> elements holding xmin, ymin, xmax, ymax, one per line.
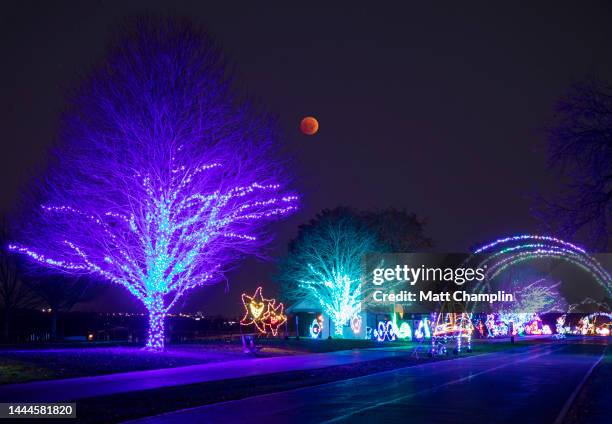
<box><xmin>2</xmin><ymin>2</ymin><xmax>612</xmax><ymax>315</ymax></box>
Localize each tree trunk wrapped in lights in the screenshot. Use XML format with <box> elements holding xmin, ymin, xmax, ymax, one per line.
<box><xmin>9</xmin><ymin>18</ymin><xmax>297</xmax><ymax>350</ymax></box>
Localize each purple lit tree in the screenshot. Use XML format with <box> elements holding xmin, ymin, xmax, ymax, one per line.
<box><xmin>9</xmin><ymin>18</ymin><xmax>297</xmax><ymax>350</ymax></box>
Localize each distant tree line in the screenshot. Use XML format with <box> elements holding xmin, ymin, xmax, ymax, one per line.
<box><xmin>0</xmin><ymin>216</ymin><xmax>101</xmax><ymax>342</ymax></box>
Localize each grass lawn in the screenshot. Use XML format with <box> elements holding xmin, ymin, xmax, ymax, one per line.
<box><xmin>0</xmin><ymin>336</ymin><xmax>541</xmax><ymax>385</ymax></box>
<box><xmin>0</xmin><ymin>357</ymin><xmax>56</xmax><ymax>384</ymax></box>
<box><xmin>259</xmin><ymin>337</ymin><xmax>417</xmax><ymax>352</ymax></box>
<box><xmin>0</xmin><ymin>342</ymin><xmax>302</xmax><ymax>385</ymax></box>
<box><xmin>0</xmin><ymin>338</ymin><xmax>421</xmax><ymax>385</ymax></box>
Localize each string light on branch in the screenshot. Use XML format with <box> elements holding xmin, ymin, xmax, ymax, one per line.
<box><xmin>277</xmin><ymin>210</ymin><xmax>380</xmax><ymax>339</ymax></box>
<box><xmin>8</xmin><ymin>21</ymin><xmax>298</xmax><ymax>351</ymax></box>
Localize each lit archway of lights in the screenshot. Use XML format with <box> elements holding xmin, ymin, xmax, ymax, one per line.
<box><xmin>472</xmin><ymin>235</ymin><xmax>611</xmax><ymax>296</ymax></box>
<box><xmin>441</xmin><ymin>235</ymin><xmax>611</xmax><ymax>350</ymax></box>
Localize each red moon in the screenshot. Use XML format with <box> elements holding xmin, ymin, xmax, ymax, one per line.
<box><xmin>300</xmin><ymin>116</ymin><xmax>319</xmax><ymax>135</ymax></box>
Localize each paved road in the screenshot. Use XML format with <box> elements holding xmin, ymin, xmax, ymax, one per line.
<box><xmin>0</xmin><ymin>346</ymin><xmax>413</xmax><ymax>402</ymax></box>
<box><xmin>129</xmin><ymin>339</ymin><xmax>608</xmax><ymax>424</ymax></box>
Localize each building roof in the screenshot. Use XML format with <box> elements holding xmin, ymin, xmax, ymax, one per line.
<box><xmin>286</xmin><ymin>298</ymin><xmax>321</xmax><ymax>314</ymax></box>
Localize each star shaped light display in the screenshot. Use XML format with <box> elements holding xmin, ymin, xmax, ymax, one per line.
<box><xmin>262</xmin><ymin>301</ymin><xmax>287</xmax><ymax>336</ymax></box>
<box><xmin>240</xmin><ymin>286</ymin><xmax>286</xmax><ymax>335</ymax></box>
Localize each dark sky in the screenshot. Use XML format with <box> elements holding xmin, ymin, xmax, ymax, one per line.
<box><xmin>2</xmin><ymin>2</ymin><xmax>612</xmax><ymax>315</ymax></box>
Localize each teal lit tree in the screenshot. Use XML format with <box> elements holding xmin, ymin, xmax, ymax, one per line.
<box><xmin>9</xmin><ymin>19</ymin><xmax>297</xmax><ymax>350</ymax></box>
<box><xmin>277</xmin><ymin>208</ymin><xmax>380</xmax><ymax>337</ymax></box>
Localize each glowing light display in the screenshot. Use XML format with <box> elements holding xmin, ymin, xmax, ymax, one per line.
<box><xmin>392</xmin><ymin>313</ymin><xmax>412</xmax><ymax>340</ymax></box>
<box><xmin>472</xmin><ymin>235</ymin><xmax>611</xmax><ymax>294</ymax></box>
<box><xmin>375</xmin><ymin>321</ymin><xmax>396</xmax><ymax>342</ymax></box>
<box><xmin>434</xmin><ymin>235</ymin><xmax>603</xmax><ymax>352</ymax></box>
<box><xmin>485</xmin><ymin>314</ymin><xmax>496</xmax><ymax>337</ymax></box>
<box><xmin>8</xmin><ymin>22</ymin><xmax>297</xmax><ymax>350</ymax></box>
<box><xmin>524</xmin><ymin>314</ymin><xmax>545</xmax><ymax>335</ymax></box>
<box><xmin>396</xmin><ymin>322</ymin><xmax>412</xmax><ymax>339</ymax></box>
<box><xmin>350</xmin><ymin>314</ymin><xmax>362</xmax><ymax>335</ymax></box>
<box><xmin>309</xmin><ymin>315</ymin><xmax>324</xmax><ymax>339</ymax></box>
<box><xmin>372</xmin><ymin>315</ymin><xmax>432</xmax><ymax>342</ymax></box>
<box><xmin>476</xmin><ymin>319</ymin><xmax>485</xmax><ymax>337</ymax></box>
<box><xmin>308</xmin><ymin>273</ymin><xmax>361</xmax><ymax>337</ymax></box>
<box><xmin>574</xmin><ymin>312</ymin><xmax>612</xmax><ymax>336</ymax></box>
<box><xmin>240</xmin><ymin>287</ymin><xmax>286</xmax><ymax>336</ymax></box>
<box><xmin>554</xmin><ymin>315</ymin><xmax>568</xmax><ymax>338</ymax></box>
<box><xmin>262</xmin><ymin>302</ymin><xmax>287</xmax><ymax>336</ymax></box>
<box><xmin>414</xmin><ymin>318</ymin><xmax>431</xmax><ymax>340</ymax></box>
<box><xmin>433</xmin><ymin>313</ymin><xmax>473</xmax><ymax>338</ymax></box>
<box><xmin>477</xmin><ymin>311</ymin><xmax>562</xmax><ymax>338</ymax></box>
<box><xmin>440</xmin><ymin>234</ymin><xmax>612</xmax><ymax>349</ymax></box>
<box><xmin>510</xmin><ymin>280</ymin><xmax>566</xmax><ymax>314</ymax></box>
<box><xmin>432</xmin><ymin>313</ymin><xmax>473</xmax><ymax>353</ymax></box>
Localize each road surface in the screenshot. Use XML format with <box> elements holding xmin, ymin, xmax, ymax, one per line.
<box><xmin>129</xmin><ymin>339</ymin><xmax>608</xmax><ymax>424</ymax></box>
